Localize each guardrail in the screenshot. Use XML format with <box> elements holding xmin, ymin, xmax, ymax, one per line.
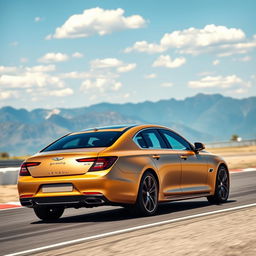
<box><xmin>0</xmin><ymin>168</ymin><xmax>19</xmax><ymax>185</ymax></box>
<box><xmin>205</xmin><ymin>139</ymin><xmax>256</xmax><ymax>148</ymax></box>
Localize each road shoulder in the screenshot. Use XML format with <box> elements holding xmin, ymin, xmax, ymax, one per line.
<box><xmin>34</xmin><ymin>207</ymin><xmax>256</xmax><ymax>256</ymax></box>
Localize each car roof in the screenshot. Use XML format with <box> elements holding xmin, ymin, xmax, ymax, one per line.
<box><xmin>72</xmin><ymin>124</ymin><xmax>138</xmax><ymax>134</ymax></box>
<box><xmin>70</xmin><ymin>124</ymin><xmax>180</xmax><ymax>136</ymax></box>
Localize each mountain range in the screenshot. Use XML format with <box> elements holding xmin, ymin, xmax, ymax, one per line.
<box><xmin>1</xmin><ymin>93</ymin><xmax>255</xmax><ymax>155</ymax></box>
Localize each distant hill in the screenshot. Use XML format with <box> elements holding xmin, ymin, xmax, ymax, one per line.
<box><xmin>0</xmin><ymin>93</ymin><xmax>255</xmax><ymax>155</ymax></box>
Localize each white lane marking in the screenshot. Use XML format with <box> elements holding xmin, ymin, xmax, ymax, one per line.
<box><xmin>5</xmin><ymin>203</ymin><xmax>256</xmax><ymax>256</ymax></box>
<box><xmin>6</xmin><ymin>202</ymin><xmax>20</xmax><ymax>205</ymax></box>
<box><xmin>243</xmin><ymin>168</ymin><xmax>256</xmax><ymax>172</ymax></box>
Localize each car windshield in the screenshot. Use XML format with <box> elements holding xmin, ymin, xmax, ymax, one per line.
<box><xmin>42</xmin><ymin>131</ymin><xmax>122</xmax><ymax>152</ymax></box>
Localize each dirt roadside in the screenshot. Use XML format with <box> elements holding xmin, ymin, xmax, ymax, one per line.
<box><xmin>208</xmin><ymin>145</ymin><xmax>256</xmax><ymax>169</ymax></box>
<box><xmin>35</xmin><ymin>207</ymin><xmax>256</xmax><ymax>256</ymax></box>
<box><xmin>207</xmin><ymin>145</ymin><xmax>256</xmax><ymax>155</ymax></box>
<box><xmin>223</xmin><ymin>155</ymin><xmax>256</xmax><ymax>169</ymax></box>
<box><xmin>0</xmin><ymin>185</ymin><xmax>18</xmax><ymax>203</ymax></box>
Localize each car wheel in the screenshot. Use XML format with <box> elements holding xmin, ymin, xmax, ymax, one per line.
<box><xmin>207</xmin><ymin>166</ymin><xmax>229</xmax><ymax>204</ymax></box>
<box><xmin>131</xmin><ymin>172</ymin><xmax>158</xmax><ymax>216</ymax></box>
<box><xmin>33</xmin><ymin>206</ymin><xmax>65</xmax><ymax>221</ymax></box>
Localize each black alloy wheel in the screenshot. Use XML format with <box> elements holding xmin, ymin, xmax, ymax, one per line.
<box><xmin>133</xmin><ymin>172</ymin><xmax>158</xmax><ymax>216</ymax></box>
<box><xmin>207</xmin><ymin>166</ymin><xmax>229</xmax><ymax>204</ymax></box>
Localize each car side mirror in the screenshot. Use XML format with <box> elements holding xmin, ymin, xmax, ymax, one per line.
<box><xmin>194</xmin><ymin>142</ymin><xmax>205</xmax><ymax>152</ymax></box>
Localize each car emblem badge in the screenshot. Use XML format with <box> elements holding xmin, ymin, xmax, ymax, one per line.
<box><xmin>52</xmin><ymin>157</ymin><xmax>64</xmax><ymax>161</ymax></box>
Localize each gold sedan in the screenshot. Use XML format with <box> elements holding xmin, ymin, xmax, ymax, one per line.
<box><xmin>18</xmin><ymin>124</ymin><xmax>230</xmax><ymax>221</ymax></box>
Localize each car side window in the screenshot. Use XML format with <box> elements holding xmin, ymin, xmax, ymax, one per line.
<box><xmin>159</xmin><ymin>129</ymin><xmax>192</xmax><ymax>150</ymax></box>
<box><xmin>134</xmin><ymin>132</ymin><xmax>148</xmax><ymax>148</ymax></box>
<box><xmin>141</xmin><ymin>129</ymin><xmax>168</xmax><ymax>149</ymax></box>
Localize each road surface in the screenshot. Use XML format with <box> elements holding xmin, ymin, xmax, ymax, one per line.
<box><xmin>0</xmin><ymin>171</ymin><xmax>255</xmax><ymax>255</ymax></box>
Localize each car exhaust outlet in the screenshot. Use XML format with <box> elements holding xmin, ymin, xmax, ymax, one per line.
<box><xmin>83</xmin><ymin>197</ymin><xmax>105</xmax><ymax>205</ymax></box>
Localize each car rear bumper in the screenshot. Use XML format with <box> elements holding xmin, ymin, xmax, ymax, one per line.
<box><xmin>18</xmin><ymin>167</ymin><xmax>140</xmax><ymax>205</ymax></box>
<box><xmin>20</xmin><ymin>195</ymin><xmax>110</xmax><ymax>208</ymax></box>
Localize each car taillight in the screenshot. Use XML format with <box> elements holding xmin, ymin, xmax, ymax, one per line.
<box><xmin>19</xmin><ymin>162</ymin><xmax>41</xmax><ymax>176</ymax></box>
<box><xmin>76</xmin><ymin>157</ymin><xmax>117</xmax><ymax>171</ymax></box>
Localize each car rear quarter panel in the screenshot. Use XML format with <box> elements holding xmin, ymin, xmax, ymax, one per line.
<box><xmin>101</xmin><ymin>149</ymin><xmax>158</xmax><ymax>203</ymax></box>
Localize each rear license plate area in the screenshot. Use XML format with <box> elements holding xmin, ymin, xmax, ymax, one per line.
<box><xmin>42</xmin><ymin>184</ymin><xmax>73</xmax><ymax>193</ymax></box>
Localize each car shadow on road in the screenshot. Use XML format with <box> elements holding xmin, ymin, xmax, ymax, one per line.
<box><xmin>31</xmin><ymin>199</ymin><xmax>236</xmax><ymax>224</ymax></box>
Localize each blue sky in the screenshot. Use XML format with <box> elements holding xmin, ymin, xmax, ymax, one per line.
<box><xmin>0</xmin><ymin>0</ymin><xmax>256</xmax><ymax>109</ymax></box>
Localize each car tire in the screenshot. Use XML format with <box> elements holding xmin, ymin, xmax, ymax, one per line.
<box><xmin>207</xmin><ymin>166</ymin><xmax>229</xmax><ymax>204</ymax></box>
<box><xmin>33</xmin><ymin>206</ymin><xmax>65</xmax><ymax>221</ymax></box>
<box><xmin>130</xmin><ymin>171</ymin><xmax>158</xmax><ymax>216</ymax></box>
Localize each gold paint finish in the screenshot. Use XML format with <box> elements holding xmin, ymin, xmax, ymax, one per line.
<box><xmin>18</xmin><ymin>124</ymin><xmax>228</xmax><ymax>205</ymax></box>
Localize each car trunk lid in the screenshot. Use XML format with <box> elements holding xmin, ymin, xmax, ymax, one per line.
<box><xmin>26</xmin><ymin>148</ymin><xmax>105</xmax><ymax>177</ymax></box>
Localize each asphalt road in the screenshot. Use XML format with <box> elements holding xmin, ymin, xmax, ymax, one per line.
<box><xmin>1</xmin><ymin>171</ymin><xmax>256</xmax><ymax>256</ymax></box>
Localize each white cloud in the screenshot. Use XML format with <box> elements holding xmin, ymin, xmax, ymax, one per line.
<box><xmin>117</xmin><ymin>63</ymin><xmax>136</xmax><ymax>73</ymax></box>
<box><xmin>233</xmin><ymin>56</ymin><xmax>252</xmax><ymax>62</ymax></box>
<box><xmin>61</xmin><ymin>71</ymin><xmax>90</xmax><ymax>79</ymax></box>
<box><xmin>152</xmin><ymin>55</ymin><xmax>186</xmax><ymax>68</ymax></box>
<box><xmin>233</xmin><ymin>88</ymin><xmax>247</xmax><ymax>94</ymax></box>
<box><xmin>81</xmin><ymin>78</ymin><xmax>122</xmax><ymax>92</ymax></box>
<box><xmin>125</xmin><ymin>25</ymin><xmax>255</xmax><ymax>56</ymax></box>
<box><xmin>0</xmin><ymin>66</ymin><xmax>17</xmax><ymax>73</ymax></box>
<box><xmin>218</xmin><ymin>41</ymin><xmax>256</xmax><ymax>57</ymax></box>
<box><xmin>26</xmin><ymin>65</ymin><xmax>56</xmax><ymax>72</ymax></box>
<box><xmin>112</xmin><ymin>82</ymin><xmax>122</xmax><ymax>90</ymax></box>
<box><xmin>212</xmin><ymin>60</ymin><xmax>220</xmax><ymax>65</ymax></box>
<box><xmin>90</xmin><ymin>58</ymin><xmax>136</xmax><ymax>73</ymax></box>
<box><xmin>0</xmin><ymin>90</ymin><xmax>18</xmax><ymax>100</ymax></box>
<box><xmin>0</xmin><ymin>65</ymin><xmax>76</xmax><ymax>101</ymax></box>
<box><xmin>160</xmin><ymin>25</ymin><xmax>244</xmax><ymax>48</ymax></box>
<box><xmin>0</xmin><ymin>72</ymin><xmax>64</xmax><ymax>88</ymax></box>
<box><xmin>250</xmin><ymin>74</ymin><xmax>256</xmax><ymax>80</ymax></box>
<box><xmin>34</xmin><ymin>17</ymin><xmax>42</xmax><ymax>22</ymax></box>
<box><xmin>123</xmin><ymin>93</ymin><xmax>131</xmax><ymax>98</ymax></box>
<box><xmin>38</xmin><ymin>52</ymin><xmax>69</xmax><ymax>63</ymax></box>
<box><xmin>144</xmin><ymin>73</ymin><xmax>157</xmax><ymax>79</ymax></box>
<box><xmin>0</xmin><ymin>65</ymin><xmax>56</xmax><ymax>74</ymax></box>
<box><xmin>61</xmin><ymin>70</ymin><xmax>120</xmax><ymax>80</ymax></box>
<box><xmin>72</xmin><ymin>52</ymin><xmax>84</xmax><ymax>58</ymax></box>
<box><xmin>125</xmin><ymin>41</ymin><xmax>165</xmax><ymax>54</ymax></box>
<box><xmin>48</xmin><ymin>88</ymin><xmax>73</xmax><ymax>97</ymax></box>
<box><xmin>197</xmin><ymin>71</ymin><xmax>215</xmax><ymax>77</ymax></box>
<box><xmin>47</xmin><ymin>7</ymin><xmax>146</xmax><ymax>39</ymax></box>
<box><xmin>188</xmin><ymin>75</ymin><xmax>247</xmax><ymax>88</ymax></box>
<box><xmin>91</xmin><ymin>58</ymin><xmax>123</xmax><ymax>69</ymax></box>
<box><xmin>161</xmin><ymin>82</ymin><xmax>173</xmax><ymax>87</ymax></box>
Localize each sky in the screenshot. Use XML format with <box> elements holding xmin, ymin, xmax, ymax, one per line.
<box><xmin>0</xmin><ymin>0</ymin><xmax>256</xmax><ymax>110</ymax></box>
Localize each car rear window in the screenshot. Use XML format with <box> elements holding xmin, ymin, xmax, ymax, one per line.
<box><xmin>42</xmin><ymin>131</ymin><xmax>122</xmax><ymax>152</ymax></box>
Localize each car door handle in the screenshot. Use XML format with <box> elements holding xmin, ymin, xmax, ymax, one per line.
<box><xmin>180</xmin><ymin>155</ymin><xmax>188</xmax><ymax>160</ymax></box>
<box><xmin>152</xmin><ymin>155</ymin><xmax>160</xmax><ymax>160</ymax></box>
